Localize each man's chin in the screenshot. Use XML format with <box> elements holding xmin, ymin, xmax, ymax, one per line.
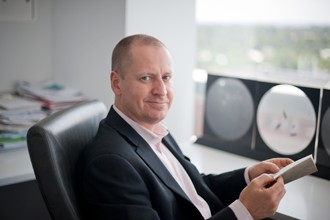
<box><xmin>148</xmin><ymin>113</ymin><xmax>167</xmax><ymax>123</ymax></box>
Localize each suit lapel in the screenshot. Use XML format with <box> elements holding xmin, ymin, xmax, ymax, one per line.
<box><xmin>135</xmin><ymin>142</ymin><xmax>191</xmax><ymax>201</ymax></box>
<box><xmin>106</xmin><ymin>108</ymin><xmax>191</xmax><ymax>202</ymax></box>
<box><xmin>163</xmin><ymin>134</ymin><xmax>224</xmax><ymax>213</ymax></box>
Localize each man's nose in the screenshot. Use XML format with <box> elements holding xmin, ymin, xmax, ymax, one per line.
<box><xmin>153</xmin><ymin>78</ymin><xmax>167</xmax><ymax>96</ymax></box>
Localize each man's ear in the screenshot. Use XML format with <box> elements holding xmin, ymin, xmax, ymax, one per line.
<box><xmin>110</xmin><ymin>71</ymin><xmax>121</xmax><ymax>96</ymax></box>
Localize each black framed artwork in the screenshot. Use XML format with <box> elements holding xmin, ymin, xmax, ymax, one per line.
<box><xmin>254</xmin><ymin>81</ymin><xmax>320</xmax><ymax>161</ymax></box>
<box><xmin>196</xmin><ymin>74</ymin><xmax>257</xmax><ymax>158</ymax></box>
<box><xmin>315</xmin><ymin>88</ymin><xmax>330</xmax><ymax>180</ymax></box>
<box><xmin>197</xmin><ymin>73</ymin><xmax>322</xmax><ymax>168</ymax></box>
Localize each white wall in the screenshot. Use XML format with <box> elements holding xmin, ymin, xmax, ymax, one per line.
<box><xmin>126</xmin><ymin>0</ymin><xmax>196</xmax><ymax>142</ymax></box>
<box><xmin>52</xmin><ymin>0</ymin><xmax>126</xmax><ymax>108</ymax></box>
<box><xmin>0</xmin><ymin>0</ymin><xmax>53</xmax><ymax>90</ymax></box>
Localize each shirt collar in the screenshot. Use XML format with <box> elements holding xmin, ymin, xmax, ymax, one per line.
<box><xmin>113</xmin><ymin>105</ymin><xmax>169</xmax><ymax>145</ymax></box>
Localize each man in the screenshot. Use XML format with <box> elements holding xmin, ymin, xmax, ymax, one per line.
<box><xmin>78</xmin><ymin>34</ymin><xmax>292</xmax><ymax>219</ymax></box>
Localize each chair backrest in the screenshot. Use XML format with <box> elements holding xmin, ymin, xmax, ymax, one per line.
<box><xmin>27</xmin><ymin>100</ymin><xmax>107</xmax><ymax>220</ymax></box>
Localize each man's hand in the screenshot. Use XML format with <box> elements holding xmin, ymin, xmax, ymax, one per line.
<box><xmin>239</xmin><ymin>174</ymin><xmax>286</xmax><ymax>219</ymax></box>
<box><xmin>248</xmin><ymin>158</ymin><xmax>293</xmax><ymax>181</ymax></box>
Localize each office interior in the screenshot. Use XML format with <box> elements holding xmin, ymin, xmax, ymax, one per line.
<box><xmin>0</xmin><ymin>0</ymin><xmax>329</xmax><ymax>219</ymax></box>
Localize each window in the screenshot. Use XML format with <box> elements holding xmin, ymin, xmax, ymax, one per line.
<box><xmin>195</xmin><ymin>0</ymin><xmax>330</xmax><ymax>78</ymax></box>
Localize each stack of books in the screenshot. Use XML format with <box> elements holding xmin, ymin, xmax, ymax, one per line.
<box><xmin>15</xmin><ymin>80</ymin><xmax>88</xmax><ymax>112</ymax></box>
<box><xmin>0</xmin><ymin>81</ymin><xmax>88</xmax><ymax>151</ymax></box>
<box><xmin>0</xmin><ymin>94</ymin><xmax>45</xmax><ymax>151</ymax></box>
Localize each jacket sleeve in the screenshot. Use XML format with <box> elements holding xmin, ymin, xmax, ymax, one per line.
<box><xmin>202</xmin><ymin>168</ymin><xmax>247</xmax><ymax>206</ymax></box>
<box><xmin>209</xmin><ymin>207</ymin><xmax>238</xmax><ymax>220</ymax></box>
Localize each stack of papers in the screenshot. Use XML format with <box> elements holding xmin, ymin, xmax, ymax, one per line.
<box><xmin>0</xmin><ymin>81</ymin><xmax>89</xmax><ymax>151</ymax></box>
<box><xmin>0</xmin><ymin>94</ymin><xmax>46</xmax><ymax>151</ymax></box>
<box><xmin>15</xmin><ymin>80</ymin><xmax>88</xmax><ymax>111</ymax></box>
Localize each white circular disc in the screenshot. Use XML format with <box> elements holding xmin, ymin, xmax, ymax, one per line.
<box><xmin>257</xmin><ymin>84</ymin><xmax>316</xmax><ymax>155</ymax></box>
<box><xmin>206</xmin><ymin>78</ymin><xmax>254</xmax><ymax>141</ymax></box>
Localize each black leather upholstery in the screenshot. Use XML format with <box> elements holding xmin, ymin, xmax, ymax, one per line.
<box><xmin>27</xmin><ymin>100</ymin><xmax>107</xmax><ymax>220</ymax></box>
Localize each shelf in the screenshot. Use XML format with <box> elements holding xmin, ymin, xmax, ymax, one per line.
<box><xmin>0</xmin><ymin>146</ymin><xmax>35</xmax><ymax>187</ymax></box>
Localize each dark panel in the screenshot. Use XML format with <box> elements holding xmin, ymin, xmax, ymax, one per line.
<box><xmin>0</xmin><ymin>180</ymin><xmax>51</xmax><ymax>220</ymax></box>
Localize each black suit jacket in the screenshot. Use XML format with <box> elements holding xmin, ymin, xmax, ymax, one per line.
<box><xmin>77</xmin><ymin>107</ymin><xmax>247</xmax><ymax>220</ymax></box>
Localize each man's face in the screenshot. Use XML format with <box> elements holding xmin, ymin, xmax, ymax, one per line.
<box><xmin>112</xmin><ymin>45</ymin><xmax>174</xmax><ymax>131</ymax></box>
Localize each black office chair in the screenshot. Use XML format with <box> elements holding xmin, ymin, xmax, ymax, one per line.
<box><xmin>27</xmin><ymin>100</ymin><xmax>107</xmax><ymax>220</ymax></box>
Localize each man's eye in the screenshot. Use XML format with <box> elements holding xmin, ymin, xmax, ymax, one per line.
<box><xmin>163</xmin><ymin>75</ymin><xmax>172</xmax><ymax>81</ymax></box>
<box><xmin>140</xmin><ymin>76</ymin><xmax>151</xmax><ymax>81</ymax></box>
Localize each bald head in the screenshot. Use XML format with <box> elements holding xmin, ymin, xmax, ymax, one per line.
<box><xmin>111</xmin><ymin>34</ymin><xmax>167</xmax><ymax>74</ymax></box>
